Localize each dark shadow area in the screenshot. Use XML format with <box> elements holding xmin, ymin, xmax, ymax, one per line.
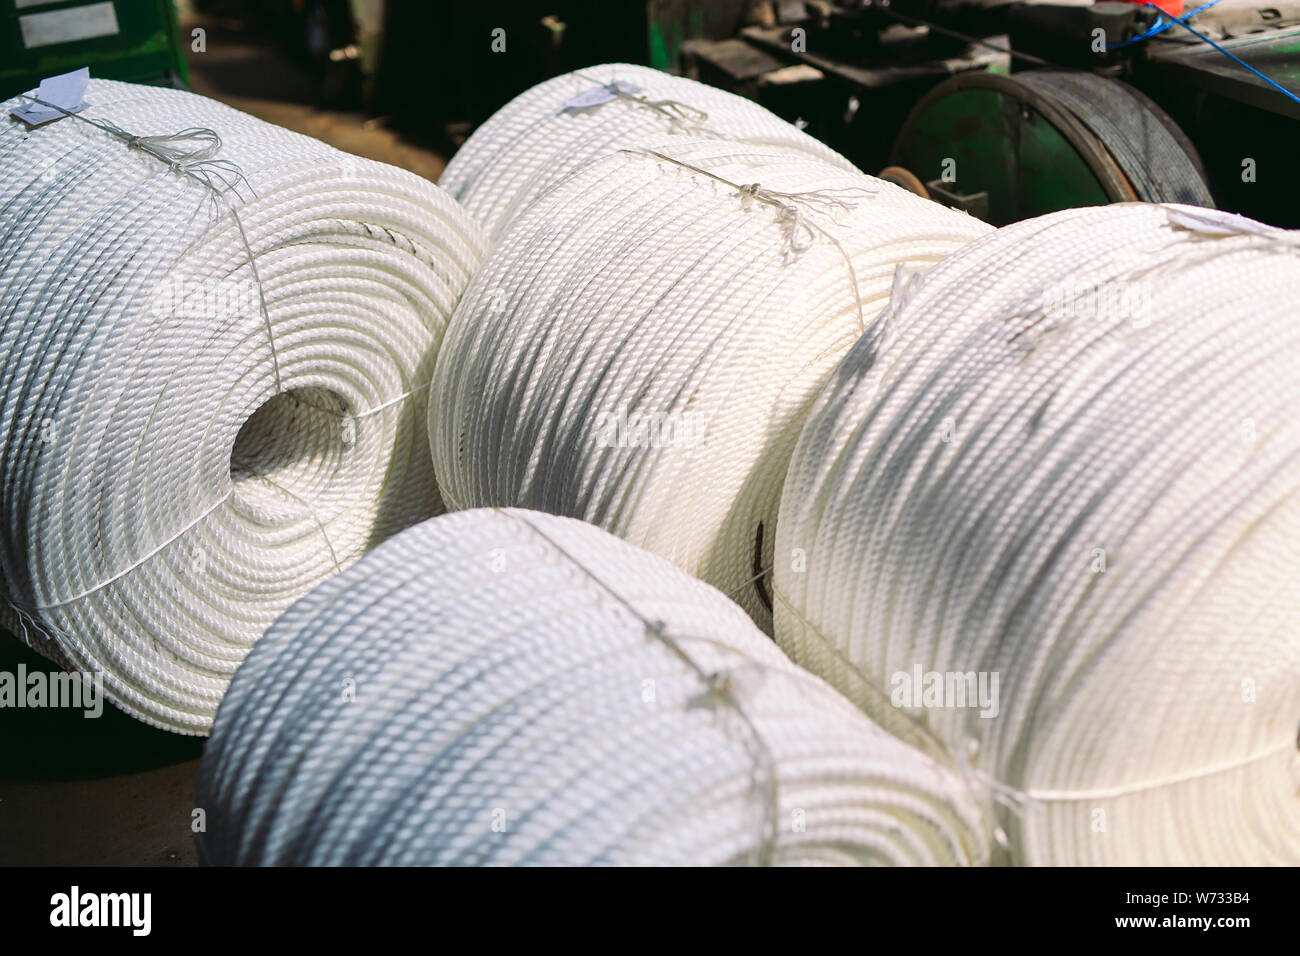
<box><xmin>378</xmin><ymin>1</ymin><xmax>652</xmax><ymax>153</ymax></box>
<box><xmin>0</xmin><ymin>635</ymin><xmax>203</xmax><ymax>783</ymax></box>
<box><xmin>184</xmin><ymin>9</ymin><xmax>318</xmax><ymax>106</ymax></box>
<box><xmin>181</xmin><ymin>1</ymin><xmax>449</xmax><ymax>182</ymax></box>
<box><xmin>0</xmin><ymin>636</ymin><xmax>203</xmax><ymax>866</ymax></box>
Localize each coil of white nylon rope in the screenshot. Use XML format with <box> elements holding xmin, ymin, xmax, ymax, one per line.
<box><xmin>0</xmin><ymin>77</ymin><xmax>486</xmax><ymax>734</ymax></box>
<box><xmin>773</xmin><ymin>202</ymin><xmax>1300</xmax><ymax>865</ymax></box>
<box><xmin>197</xmin><ymin>507</ymin><xmax>991</xmax><ymax>866</ymax></box>
<box><xmin>430</xmin><ymin>136</ymin><xmax>991</xmax><ymax>632</ymax></box>
<box><xmin>437</xmin><ymin>62</ymin><xmax>856</xmax><ymax>240</ymax></box>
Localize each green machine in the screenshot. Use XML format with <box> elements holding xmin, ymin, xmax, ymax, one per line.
<box><xmin>1</xmin><ymin>0</ymin><xmax>188</xmax><ymax>100</ymax></box>
<box><xmin>683</xmin><ymin>0</ymin><xmax>1300</xmax><ymax>228</ymax></box>
<box><xmin>888</xmin><ymin>68</ymin><xmax>1213</xmax><ymax>225</ymax></box>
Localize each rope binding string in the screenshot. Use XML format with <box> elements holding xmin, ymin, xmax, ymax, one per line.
<box><xmin>569</xmin><ymin>72</ymin><xmax>712</xmax><ymax>131</ymax></box>
<box><xmin>18</xmin><ymin>92</ymin><xmax>286</xmax><ymax>394</ymax></box>
<box><xmin>4</xmin><ymin>91</ymin><xmax>436</xmax><ymax>612</ymax></box>
<box><xmin>622</xmin><ymin>147</ymin><xmax>872</xmax><ymax>329</ymax></box>
<box><xmin>17</xmin><ymin>94</ymin><xmax>451</xmax><ymax>428</ymax></box>
<box><xmin>505</xmin><ymin>509</ymin><xmax>781</xmax><ymax>866</ymax></box>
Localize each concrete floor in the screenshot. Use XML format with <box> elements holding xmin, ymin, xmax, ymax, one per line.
<box><xmin>1</xmin><ymin>9</ymin><xmax>451</xmax><ymax>867</ymax></box>
<box><xmin>182</xmin><ymin>12</ymin><xmax>450</xmax><ymax>183</ymax></box>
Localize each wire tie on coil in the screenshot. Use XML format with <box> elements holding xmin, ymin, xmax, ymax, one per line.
<box><xmin>13</xmin><ymin>382</ymin><xmax>428</xmax><ymax>612</ymax></box>
<box><xmin>503</xmin><ymin>509</ymin><xmax>780</xmax><ymax>866</ymax></box>
<box><xmin>948</xmin><ymin>720</ymin><xmax>1297</xmax><ymax>839</ymax></box>
<box><xmin>2</xmin><ymin>601</ymin><xmax>57</xmax><ymax>653</ymax></box>
<box><xmin>7</xmin><ymin>89</ymin><xmax>367</xmax><ymax>608</ymax></box>
<box><xmin>771</xmin><ymin>574</ymin><xmax>1299</xmax><ymax>859</ymax></box>
<box><xmin>3</xmin><ymin>597</ymin><xmax>117</xmax><ymax>683</ymax></box>
<box><xmin>21</xmin><ymin>431</ymin><xmax>356</xmax><ymax>611</ymax></box>
<box><xmin>18</xmin><ymin>92</ymin><xmax>285</xmax><ymax>394</ymax></box>
<box><xmin>234</xmin><ymin>467</ymin><xmax>343</xmax><ymax>575</ymax></box>
<box><xmin>623</xmin><ymin>148</ymin><xmax>872</xmax><ymax>329</ymax></box>
<box><xmin>6</xmin><ymin>88</ymin><xmax>437</xmax><ymax>627</ymax></box>
<box><xmin>726</xmin><ymin>563</ymin><xmax>774</xmax><ymax>598</ymax></box>
<box><xmin>952</xmin><ymin>738</ymin><xmax>1040</xmax><ymax>818</ymax></box>
<box><xmin>570</xmin><ymin>72</ymin><xmax>711</xmax><ymax>132</ymax></box>
<box><xmin>24</xmin><ymin>494</ymin><xmax>232</xmax><ymax>611</ymax></box>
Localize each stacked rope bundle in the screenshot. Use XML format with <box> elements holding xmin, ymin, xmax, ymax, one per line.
<box><xmin>437</xmin><ymin>62</ymin><xmax>855</xmax><ymax>239</ymax></box>
<box><xmin>0</xmin><ymin>79</ymin><xmax>485</xmax><ymax>733</ymax></box>
<box><xmin>197</xmin><ymin>507</ymin><xmax>991</xmax><ymax>866</ymax></box>
<box><xmin>430</xmin><ymin>137</ymin><xmax>991</xmax><ymax>631</ymax></box>
<box><xmin>774</xmin><ymin>203</ymin><xmax>1300</xmax><ymax>864</ymax></box>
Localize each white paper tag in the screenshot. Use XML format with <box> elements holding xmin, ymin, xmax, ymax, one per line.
<box><xmin>562</xmin><ymin>81</ymin><xmax>643</xmax><ymax>112</ymax></box>
<box><xmin>1164</xmin><ymin>205</ymin><xmax>1282</xmax><ymax>240</ymax></box>
<box><xmin>19</xmin><ymin>2</ymin><xmax>119</xmax><ymax>49</ymax></box>
<box><xmin>10</xmin><ymin>66</ymin><xmax>89</xmax><ymax>126</ymax></box>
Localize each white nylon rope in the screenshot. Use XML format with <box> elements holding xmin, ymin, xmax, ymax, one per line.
<box><xmin>430</xmin><ymin>136</ymin><xmax>991</xmax><ymax>632</ymax></box>
<box><xmin>196</xmin><ymin>507</ymin><xmax>991</xmax><ymax>866</ymax></box>
<box><xmin>437</xmin><ymin>62</ymin><xmax>856</xmax><ymax>239</ymax></box>
<box><xmin>773</xmin><ymin>202</ymin><xmax>1300</xmax><ymax>865</ymax></box>
<box><xmin>0</xmin><ymin>79</ymin><xmax>486</xmax><ymax>734</ymax></box>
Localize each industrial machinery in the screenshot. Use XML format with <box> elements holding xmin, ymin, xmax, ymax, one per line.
<box><xmin>683</xmin><ymin>0</ymin><xmax>1300</xmax><ymax>226</ymax></box>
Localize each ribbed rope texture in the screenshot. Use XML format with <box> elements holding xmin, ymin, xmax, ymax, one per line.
<box><xmin>437</xmin><ymin>62</ymin><xmax>857</xmax><ymax>239</ymax></box>
<box><xmin>774</xmin><ymin>202</ymin><xmax>1300</xmax><ymax>865</ymax></box>
<box><xmin>0</xmin><ymin>79</ymin><xmax>486</xmax><ymax>733</ymax></box>
<box><xmin>197</xmin><ymin>507</ymin><xmax>992</xmax><ymax>866</ymax></box>
<box><xmin>430</xmin><ymin>136</ymin><xmax>992</xmax><ymax>632</ymax></box>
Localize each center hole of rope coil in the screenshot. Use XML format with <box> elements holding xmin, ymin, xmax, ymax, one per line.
<box><xmin>229</xmin><ymin>387</ymin><xmax>355</xmax><ymax>524</ymax></box>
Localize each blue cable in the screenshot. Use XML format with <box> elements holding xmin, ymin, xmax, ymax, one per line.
<box><xmin>1106</xmin><ymin>0</ymin><xmax>1224</xmax><ymax>50</ymax></box>
<box><xmin>1155</xmin><ymin>5</ymin><xmax>1300</xmax><ymax>107</ymax></box>
<box><xmin>1107</xmin><ymin>14</ymin><xmax>1170</xmax><ymax>49</ymax></box>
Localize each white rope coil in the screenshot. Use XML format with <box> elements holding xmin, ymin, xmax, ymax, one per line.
<box><xmin>430</xmin><ymin>137</ymin><xmax>991</xmax><ymax>631</ymax></box>
<box><xmin>197</xmin><ymin>507</ymin><xmax>991</xmax><ymax>866</ymax></box>
<box><xmin>774</xmin><ymin>202</ymin><xmax>1300</xmax><ymax>865</ymax></box>
<box><xmin>437</xmin><ymin>62</ymin><xmax>856</xmax><ymax>239</ymax></box>
<box><xmin>0</xmin><ymin>79</ymin><xmax>486</xmax><ymax>734</ymax></box>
